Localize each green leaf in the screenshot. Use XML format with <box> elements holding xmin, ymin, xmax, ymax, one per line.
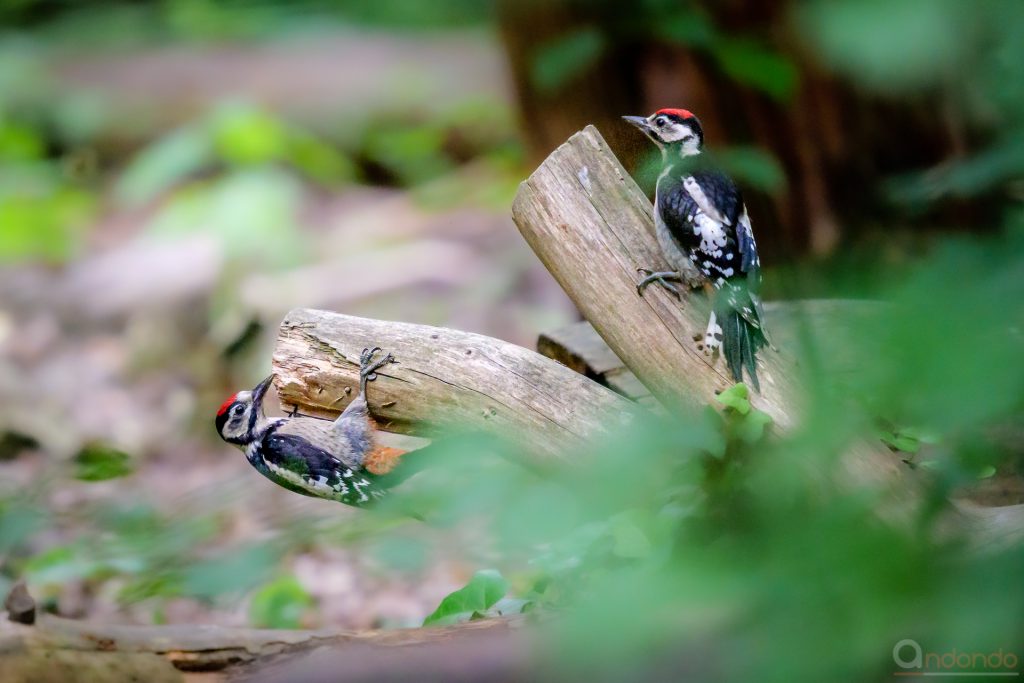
<box><xmin>0</xmin><ymin>185</ymin><xmax>94</xmax><ymax>264</ymax></box>
<box><xmin>609</xmin><ymin>512</ymin><xmax>653</xmax><ymax>559</ymax></box>
<box><xmin>74</xmin><ymin>444</ymin><xmax>134</xmax><ymax>481</ymax></box>
<box><xmin>531</xmin><ymin>28</ymin><xmax>606</xmax><ymax>94</ymax></box>
<box><xmin>797</xmin><ymin>0</ymin><xmax>963</xmax><ymax>92</ymax></box>
<box><xmin>656</xmin><ymin>10</ymin><xmax>717</xmax><ymax>48</ymax></box>
<box><xmin>976</xmin><ymin>465</ymin><xmax>997</xmax><ymax>479</ymax></box>
<box><xmin>711</xmin><ymin>38</ymin><xmax>798</xmax><ymax>102</ymax></box>
<box><xmin>0</xmin><ymin>504</ymin><xmax>47</xmax><ymax>555</ymax></box>
<box><xmin>23</xmin><ymin>545</ymin><xmax>103</xmax><ymax>585</ymax></box>
<box><xmin>879</xmin><ymin>431</ymin><xmax>921</xmax><ymax>454</ymax></box>
<box><xmin>715</xmin><ymin>384</ymin><xmax>751</xmax><ymax>415</ymax></box>
<box><xmin>212</xmin><ymin>104</ymin><xmax>290</xmax><ymax>166</ymax></box>
<box><xmin>734</xmin><ymin>409</ymin><xmax>773</xmax><ymax>445</ymax></box>
<box><xmin>0</xmin><ymin>120</ymin><xmax>44</xmax><ymax>161</ymax></box>
<box><xmin>182</xmin><ymin>544</ymin><xmax>278</xmax><ymax>600</ymax></box>
<box><xmin>489</xmin><ymin>597</ymin><xmax>531</xmax><ymax>617</ymax></box>
<box><xmin>114</xmin><ymin>124</ymin><xmax>213</xmax><ymax>206</ymax></box>
<box><xmin>715</xmin><ymin>147</ymin><xmax>787</xmax><ymax>194</ymax></box>
<box><xmin>249</xmin><ymin>576</ymin><xmax>314</xmax><ymax>629</ymax></box>
<box><xmin>423</xmin><ymin>569</ymin><xmax>508</xmax><ymax>626</ymax></box>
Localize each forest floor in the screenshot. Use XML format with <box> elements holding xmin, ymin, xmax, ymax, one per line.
<box><xmin>0</xmin><ymin>28</ymin><xmax>576</xmax><ymax>631</ymax></box>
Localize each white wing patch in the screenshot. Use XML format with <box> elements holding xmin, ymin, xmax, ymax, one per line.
<box><xmin>684</xmin><ymin>176</ymin><xmax>730</xmax><ymax>225</ymax></box>
<box><xmin>692</xmin><ymin>212</ymin><xmax>727</xmax><ymax>256</ymax></box>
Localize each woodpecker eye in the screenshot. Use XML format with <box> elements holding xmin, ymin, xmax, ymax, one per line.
<box><xmin>231</xmin><ymin>404</ymin><xmax>244</xmax><ymax>416</ymax></box>
<box><xmin>654</xmin><ymin>116</ymin><xmax>667</xmax><ymax>128</ymax></box>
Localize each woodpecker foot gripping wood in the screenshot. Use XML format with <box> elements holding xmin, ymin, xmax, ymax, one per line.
<box><xmin>359</xmin><ymin>346</ymin><xmax>396</xmax><ymax>394</ymax></box>
<box><xmin>635</xmin><ymin>268</ymin><xmax>683</xmax><ymax>299</ymax></box>
<box><xmin>623</xmin><ymin>109</ymin><xmax>770</xmax><ymax>390</ymax></box>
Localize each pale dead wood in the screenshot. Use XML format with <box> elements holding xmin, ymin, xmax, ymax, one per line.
<box><xmin>0</xmin><ymin>610</ymin><xmax>520</xmax><ymax>675</ymax></box>
<box><xmin>512</xmin><ymin>125</ymin><xmax>802</xmax><ymax>426</ymax></box>
<box><xmin>511</xmin><ymin>125</ymin><xmax>1024</xmax><ymax>538</ymax></box>
<box><xmin>271</xmin><ymin>308</ymin><xmax>637</xmax><ymax>462</ymax></box>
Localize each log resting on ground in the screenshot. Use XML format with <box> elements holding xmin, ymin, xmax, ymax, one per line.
<box><xmin>271</xmin><ymin>308</ymin><xmax>638</xmax><ymax>463</ymax></box>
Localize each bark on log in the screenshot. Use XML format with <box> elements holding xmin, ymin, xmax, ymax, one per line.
<box><xmin>271</xmin><ymin>309</ymin><xmax>637</xmax><ymax>463</ymax></box>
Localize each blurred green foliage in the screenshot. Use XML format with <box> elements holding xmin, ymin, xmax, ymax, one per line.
<box><xmin>73</xmin><ymin>444</ymin><xmax>135</xmax><ymax>482</ymax></box>
<box><xmin>249</xmin><ymin>575</ymin><xmax>314</xmax><ymax>629</ymax></box>
<box><xmin>0</xmin><ymin>2</ymin><xmax>1020</xmax><ymax>681</ymax></box>
<box><xmin>422</xmin><ymin>569</ymin><xmax>508</xmax><ymax>626</ymax></box>
<box><xmin>0</xmin><ymin>0</ymin><xmax>495</xmax><ymax>47</ymax></box>
<box><xmin>530</xmin><ymin>1</ymin><xmax>798</xmax><ymax>103</ymax></box>
<box><xmin>0</xmin><ymin>115</ymin><xmax>96</xmax><ymax>263</ymax></box>
<box><xmin>800</xmin><ymin>0</ymin><xmax>1024</xmax><ymax>207</ymax></box>
<box><xmin>116</xmin><ymin>103</ymin><xmax>356</xmax><ymax>207</ymax></box>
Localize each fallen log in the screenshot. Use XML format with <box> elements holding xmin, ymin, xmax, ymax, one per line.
<box><xmin>271</xmin><ymin>309</ymin><xmax>638</xmax><ymax>463</ymax></box>
<box><xmin>512</xmin><ymin>125</ymin><xmax>804</xmax><ymax>425</ymax></box>
<box><xmin>0</xmin><ymin>606</ymin><xmax>521</xmax><ymax>678</ymax></box>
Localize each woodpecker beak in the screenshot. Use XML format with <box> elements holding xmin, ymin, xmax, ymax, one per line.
<box><xmin>251</xmin><ymin>374</ymin><xmax>275</xmax><ymax>410</ymax></box>
<box><xmin>622</xmin><ymin>115</ymin><xmax>652</xmax><ymax>134</ymax></box>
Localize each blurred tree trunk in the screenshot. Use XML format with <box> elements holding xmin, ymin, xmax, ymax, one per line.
<box><xmin>497</xmin><ymin>0</ymin><xmax>970</xmax><ymax>264</ymax></box>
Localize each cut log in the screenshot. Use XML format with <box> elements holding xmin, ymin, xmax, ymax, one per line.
<box><xmin>271</xmin><ymin>309</ymin><xmax>638</xmax><ymax>463</ymax></box>
<box><xmin>510</xmin><ymin>125</ymin><xmax>1024</xmax><ymax>540</ymax></box>
<box><xmin>513</xmin><ymin>125</ymin><xmax>802</xmax><ymax>426</ymax></box>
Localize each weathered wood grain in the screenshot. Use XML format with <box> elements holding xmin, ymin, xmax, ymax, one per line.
<box><xmin>510</xmin><ymin>126</ymin><xmax>922</xmax><ymax>500</ymax></box>
<box><xmin>512</xmin><ymin>125</ymin><xmax>804</xmax><ymax>426</ymax></box>
<box><xmin>511</xmin><ymin>125</ymin><xmax>1024</xmax><ymax>540</ymax></box>
<box><xmin>0</xmin><ymin>610</ymin><xmax>522</xmax><ymax>675</ymax></box>
<box><xmin>271</xmin><ymin>308</ymin><xmax>638</xmax><ymax>463</ymax></box>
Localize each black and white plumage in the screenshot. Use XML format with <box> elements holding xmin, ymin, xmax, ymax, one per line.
<box><xmin>624</xmin><ymin>108</ymin><xmax>770</xmax><ymax>390</ymax></box>
<box><xmin>215</xmin><ymin>347</ymin><xmax>408</xmax><ymax>507</ymax></box>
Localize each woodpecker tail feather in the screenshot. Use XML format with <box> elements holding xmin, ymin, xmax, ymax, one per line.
<box><xmin>716</xmin><ymin>287</ymin><xmax>768</xmax><ymax>392</ymax></box>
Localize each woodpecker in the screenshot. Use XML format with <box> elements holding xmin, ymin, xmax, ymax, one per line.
<box><xmin>623</xmin><ymin>108</ymin><xmax>770</xmax><ymax>390</ymax></box>
<box><xmin>215</xmin><ymin>347</ymin><xmax>408</xmax><ymax>507</ymax></box>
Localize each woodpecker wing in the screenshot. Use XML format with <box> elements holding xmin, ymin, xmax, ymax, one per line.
<box><xmin>682</xmin><ymin>171</ymin><xmax>743</xmax><ymax>227</ymax></box>
<box><xmin>274</xmin><ymin>416</ymin><xmax>366</xmax><ymax>470</ymax></box>
<box><xmin>258</xmin><ymin>430</ymin><xmax>386</xmax><ymax>507</ymax></box>
<box><xmin>736</xmin><ymin>209</ymin><xmax>760</xmax><ymax>274</ymax></box>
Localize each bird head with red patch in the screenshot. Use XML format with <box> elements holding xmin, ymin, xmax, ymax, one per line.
<box><xmin>215</xmin><ymin>374</ymin><xmax>275</xmax><ymax>445</ymax></box>
<box><xmin>623</xmin><ymin>108</ymin><xmax>704</xmax><ymax>158</ymax></box>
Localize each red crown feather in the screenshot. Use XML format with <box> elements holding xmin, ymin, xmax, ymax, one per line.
<box><xmin>217</xmin><ymin>394</ymin><xmax>238</xmax><ymax>417</ymax></box>
<box><xmin>656</xmin><ymin>108</ymin><xmax>695</xmax><ymax>120</ymax></box>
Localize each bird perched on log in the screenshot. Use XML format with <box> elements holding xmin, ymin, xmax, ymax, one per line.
<box><xmin>215</xmin><ymin>347</ymin><xmax>410</xmax><ymax>507</ymax></box>
<box><xmin>624</xmin><ymin>108</ymin><xmax>770</xmax><ymax>390</ymax></box>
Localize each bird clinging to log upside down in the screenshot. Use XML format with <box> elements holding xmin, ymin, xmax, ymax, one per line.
<box><xmin>623</xmin><ymin>108</ymin><xmax>771</xmax><ymax>390</ymax></box>
<box><xmin>215</xmin><ymin>347</ymin><xmax>410</xmax><ymax>507</ymax></box>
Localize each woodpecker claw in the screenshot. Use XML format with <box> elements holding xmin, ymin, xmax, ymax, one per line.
<box><xmin>360</xmin><ymin>346</ymin><xmax>383</xmax><ymax>366</ymax></box>
<box><xmin>359</xmin><ymin>347</ymin><xmax>397</xmax><ymax>394</ymax></box>
<box><xmin>636</xmin><ymin>269</ymin><xmax>683</xmax><ymax>300</ymax></box>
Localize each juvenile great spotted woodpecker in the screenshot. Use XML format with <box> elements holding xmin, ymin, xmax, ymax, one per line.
<box><xmin>624</xmin><ymin>108</ymin><xmax>771</xmax><ymax>390</ymax></box>
<box><xmin>215</xmin><ymin>347</ymin><xmax>408</xmax><ymax>507</ymax></box>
